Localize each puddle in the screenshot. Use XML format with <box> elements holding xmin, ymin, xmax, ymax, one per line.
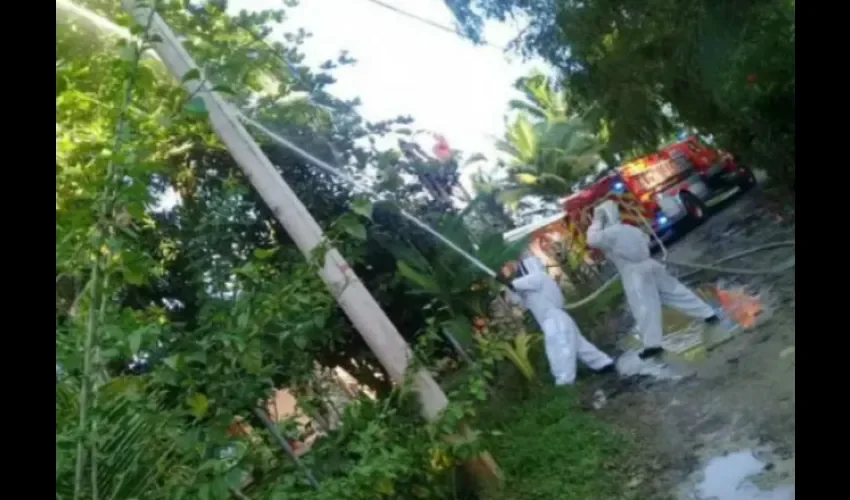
<box><xmin>684</xmin><ymin>450</ymin><xmax>794</xmax><ymax>500</ymax></box>
<box><xmin>597</xmin><ymin>196</ymin><xmax>795</xmax><ymax>500</ymax></box>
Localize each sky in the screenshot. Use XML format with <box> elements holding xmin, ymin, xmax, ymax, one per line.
<box><xmin>60</xmin><ymin>0</ymin><xmax>553</xmax><ymax>212</ymax></box>
<box><xmin>230</xmin><ymin>0</ymin><xmax>550</xmax><ymax>187</ymax></box>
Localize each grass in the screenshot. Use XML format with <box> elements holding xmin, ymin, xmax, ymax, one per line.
<box><xmin>475</xmin><ymin>384</ymin><xmax>657</xmax><ymax>500</ymax></box>
<box><xmin>565</xmin><ymin>280</ymin><xmax>624</xmax><ymax>348</ymax></box>
<box><xmin>565</xmin><ymin>279</ymin><xmax>624</xmax><ymax>315</ymax></box>
<box><xmin>462</xmin><ymin>278</ymin><xmax>699</xmax><ymax>500</ymax></box>
<box><xmin>443</xmin><ymin>275</ymin><xmax>707</xmax><ymax>499</ymax></box>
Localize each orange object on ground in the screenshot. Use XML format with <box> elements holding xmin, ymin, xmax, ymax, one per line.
<box><xmin>715</xmin><ymin>287</ymin><xmax>762</xmax><ymax>328</ymax></box>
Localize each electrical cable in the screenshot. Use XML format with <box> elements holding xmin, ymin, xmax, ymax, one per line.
<box><xmin>561</xmin><ymin>240</ymin><xmax>795</xmax><ymax>310</ymax></box>
<box><xmin>237</xmin><ymin>112</ymin><xmax>502</xmax><ymax>279</ymax></box>
<box><xmin>238</xmin><ymin>109</ymin><xmax>798</xmax><ymax>299</ymax></box>
<box><xmin>218</xmin><ymin>21</ymin><xmax>798</xmax><ymax>298</ymax></box>
<box><xmin>356</xmin><ymin>0</ymin><xmax>506</xmax><ymax>51</ymax></box>
<box><xmin>69</xmin><ymin>0</ymin><xmax>796</xmax><ymax>307</ymax></box>
<box><xmin>228</xmin><ymin>15</ymin><xmax>502</xmax><ymax>155</ymax></box>
<box><xmin>216</xmin><ymin>15</ymin><xmax>508</xmax><ymax>278</ymax></box>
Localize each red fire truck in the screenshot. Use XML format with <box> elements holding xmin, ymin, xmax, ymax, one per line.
<box><xmin>561</xmin><ymin>136</ymin><xmax>756</xmax><ymax>253</ymax></box>
<box><xmin>618</xmin><ymin>135</ymin><xmax>755</xmax><ymax>226</ymax></box>
<box><xmin>503</xmin><ymin>136</ymin><xmax>755</xmax><ymax>266</ymax></box>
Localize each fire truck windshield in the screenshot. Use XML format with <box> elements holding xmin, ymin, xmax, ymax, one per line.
<box><xmin>624</xmin><ymin>158</ymin><xmax>688</xmax><ymax>194</ymax></box>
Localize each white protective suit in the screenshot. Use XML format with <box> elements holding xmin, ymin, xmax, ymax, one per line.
<box><xmin>506</xmin><ymin>254</ymin><xmax>613</xmax><ymax>385</ymax></box>
<box><xmin>586</xmin><ymin>201</ymin><xmax>716</xmax><ymax>349</ymax></box>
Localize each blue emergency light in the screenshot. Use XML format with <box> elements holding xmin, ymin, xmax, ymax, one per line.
<box><xmin>612</xmin><ymin>181</ymin><xmax>625</xmax><ymax>193</ymax></box>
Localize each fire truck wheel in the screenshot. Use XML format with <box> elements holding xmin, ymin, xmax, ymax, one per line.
<box><xmin>738</xmin><ymin>168</ymin><xmax>757</xmax><ymax>191</ymax></box>
<box><xmin>680</xmin><ymin>191</ymin><xmax>708</xmax><ymax>224</ymax></box>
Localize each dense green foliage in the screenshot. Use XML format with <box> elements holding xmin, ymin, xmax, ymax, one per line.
<box><xmin>494</xmin><ymin>72</ymin><xmax>605</xmax><ymax>205</ymax></box>
<box><xmin>56</xmin><ymin>1</ymin><xmax>492</xmax><ymax>498</ymax></box>
<box><xmin>56</xmin><ymin>0</ymin><xmax>734</xmax><ymax>498</ymax></box>
<box><xmin>445</xmin><ymin>0</ymin><xmax>795</xmax><ymax>191</ymax></box>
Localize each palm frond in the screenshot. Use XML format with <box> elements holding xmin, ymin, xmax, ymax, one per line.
<box><xmin>56</xmin><ymin>380</ymin><xmax>197</xmax><ymax>500</ymax></box>
<box><xmin>507</xmin><ymin>99</ymin><xmax>547</xmax><ymax>120</ymax></box>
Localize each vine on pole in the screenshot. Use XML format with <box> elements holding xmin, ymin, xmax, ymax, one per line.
<box><xmin>72</xmin><ymin>7</ymin><xmax>158</xmax><ymax>500</ymax></box>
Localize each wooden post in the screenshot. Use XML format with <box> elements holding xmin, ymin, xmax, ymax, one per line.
<box><xmin>122</xmin><ymin>1</ymin><xmax>501</xmax><ymax>487</ymax></box>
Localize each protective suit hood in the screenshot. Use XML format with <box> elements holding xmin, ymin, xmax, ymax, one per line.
<box><xmin>597</xmin><ymin>200</ymin><xmax>621</xmax><ymax>227</ymax></box>
<box><xmin>506</xmin><ymin>249</ymin><xmax>614</xmax><ymax>385</ymax></box>
<box><xmin>517</xmin><ymin>253</ymin><xmax>546</xmax><ymax>276</ymax></box>
<box><xmin>593</xmin><ymin>200</ymin><xmax>650</xmax><ymax>263</ymax></box>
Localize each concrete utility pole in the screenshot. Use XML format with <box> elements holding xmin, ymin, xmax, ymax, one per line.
<box><xmin>122</xmin><ymin>0</ymin><xmax>501</xmax><ymax>487</ymax></box>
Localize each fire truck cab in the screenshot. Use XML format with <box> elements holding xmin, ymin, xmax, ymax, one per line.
<box><xmin>502</xmin><ymin>138</ymin><xmax>755</xmax><ymax>269</ymax></box>
<box><xmin>616</xmin><ymin>135</ymin><xmax>756</xmax><ymax>229</ymax></box>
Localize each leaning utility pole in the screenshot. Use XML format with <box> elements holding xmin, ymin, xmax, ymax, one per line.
<box><xmin>122</xmin><ymin>0</ymin><xmax>501</xmax><ymax>487</ymax></box>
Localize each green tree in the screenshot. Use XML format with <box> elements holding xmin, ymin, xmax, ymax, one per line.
<box><xmin>65</xmin><ymin>0</ymin><xmax>462</xmax><ymax>394</ymax></box>
<box><xmin>464</xmin><ymin>164</ymin><xmax>517</xmax><ymax>234</ymax></box>
<box><xmin>444</xmin><ymin>0</ymin><xmax>795</xmax><ymax>191</ymax></box>
<box><xmin>495</xmin><ymin>72</ymin><xmax>603</xmax><ymax>207</ymax></box>
<box><xmin>56</xmin><ymin>2</ymin><xmax>484</xmax><ymax>498</ymax></box>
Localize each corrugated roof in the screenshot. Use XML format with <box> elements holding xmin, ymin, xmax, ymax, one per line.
<box><xmin>502</xmin><ymin>212</ymin><xmax>567</xmax><ymax>242</ymax></box>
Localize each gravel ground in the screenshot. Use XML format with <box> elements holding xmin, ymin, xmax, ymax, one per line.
<box><xmin>584</xmin><ymin>188</ymin><xmax>795</xmax><ymax>499</ymax></box>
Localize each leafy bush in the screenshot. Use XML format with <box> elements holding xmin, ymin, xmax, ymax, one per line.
<box><xmin>57</xmin><ymin>2</ymin><xmax>669</xmax><ymax>500</ymax></box>
<box><xmin>446</xmin><ymin>0</ymin><xmax>795</xmax><ymax>192</ymax></box>
<box><xmin>263</xmin><ymin>393</ymin><xmax>463</xmax><ymax>499</ymax></box>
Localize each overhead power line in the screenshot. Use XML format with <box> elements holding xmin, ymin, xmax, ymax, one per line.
<box><xmin>357</xmin><ymin>0</ymin><xmax>506</xmax><ymax>51</ymax></box>
<box><xmin>224</xmin><ymin>14</ymin><xmax>504</xmax><ymax>152</ymax></box>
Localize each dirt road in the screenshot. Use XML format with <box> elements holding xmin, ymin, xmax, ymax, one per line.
<box><xmin>592</xmin><ymin>189</ymin><xmax>795</xmax><ymax>499</ymax></box>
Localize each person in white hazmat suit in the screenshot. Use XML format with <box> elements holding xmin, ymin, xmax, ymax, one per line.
<box><xmin>503</xmin><ymin>253</ymin><xmax>616</xmax><ymax>385</ymax></box>
<box><xmin>586</xmin><ymin>200</ymin><xmax>736</xmax><ymax>360</ymax></box>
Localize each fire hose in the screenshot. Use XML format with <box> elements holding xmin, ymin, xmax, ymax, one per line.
<box><xmin>67</xmin><ymin>0</ymin><xmax>796</xmax><ymax>313</ymax></box>
<box><xmin>242</xmin><ymin>105</ymin><xmax>797</xmax><ymax>375</ymax></box>
<box><xmin>91</xmin><ymin>19</ymin><xmax>782</xmax><ymax>315</ymax></box>
<box><xmin>235</xmin><ymin>109</ymin><xmax>800</xmax><ymax>315</ymax></box>
<box><xmin>562</xmin><ymin>240</ymin><xmax>795</xmax><ymax>310</ymax></box>
<box><xmin>553</xmin><ymin>185</ymin><xmax>795</xmax><ymax>309</ymax></box>
<box><xmin>240</xmin><ymin>110</ymin><xmax>796</xmax><ymax>308</ymax></box>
